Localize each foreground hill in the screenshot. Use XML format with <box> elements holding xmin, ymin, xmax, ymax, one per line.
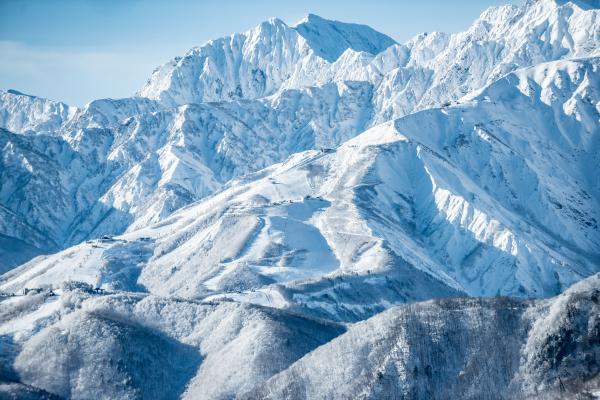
<box><xmin>1</xmin><ymin>274</ymin><xmax>598</xmax><ymax>399</ymax></box>
<box><xmin>245</xmin><ymin>274</ymin><xmax>600</xmax><ymax>400</ymax></box>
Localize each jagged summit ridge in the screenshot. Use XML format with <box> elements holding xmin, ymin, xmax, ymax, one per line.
<box><xmin>0</xmin><ymin>0</ymin><xmax>598</xmax><ymax>275</ymax></box>
<box><xmin>138</xmin><ymin>0</ymin><xmax>599</xmax><ymax>114</ymax></box>
<box><xmin>0</xmin><ymin>1</ymin><xmax>600</xmax><ymax>398</ymax></box>
<box><xmin>293</xmin><ymin>13</ymin><xmax>397</xmax><ymax>61</ymax></box>
<box><xmin>3</xmin><ymin>57</ymin><xmax>598</xmax><ymax>321</ymax></box>
<box><xmin>138</xmin><ymin>13</ymin><xmax>396</xmax><ymax>106</ymax></box>
<box><xmin>0</xmin><ymin>90</ymin><xmax>76</xmax><ymax>134</ymax></box>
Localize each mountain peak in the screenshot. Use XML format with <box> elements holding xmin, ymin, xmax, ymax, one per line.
<box><xmin>247</xmin><ymin>16</ymin><xmax>291</xmax><ymax>41</ymax></box>
<box><xmin>292</xmin><ymin>14</ymin><xmax>397</xmax><ymax>62</ymax></box>
<box><xmin>257</xmin><ymin>16</ymin><xmax>288</xmax><ymax>29</ymax></box>
<box><xmin>298</xmin><ymin>13</ymin><xmax>328</xmax><ymax>23</ymax></box>
<box><xmin>529</xmin><ymin>0</ymin><xmax>599</xmax><ymax>10</ymax></box>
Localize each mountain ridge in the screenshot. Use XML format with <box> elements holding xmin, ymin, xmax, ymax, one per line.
<box><xmin>2</xmin><ymin>56</ymin><xmax>598</xmax><ymax>323</ymax></box>
<box><xmin>1</xmin><ymin>1</ymin><xmax>599</xmax><ymax>398</ymax></box>
<box><xmin>1</xmin><ymin>0</ymin><xmax>598</xmax><ymax>276</ymax></box>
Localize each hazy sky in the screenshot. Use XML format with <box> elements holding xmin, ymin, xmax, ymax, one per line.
<box><xmin>0</xmin><ymin>0</ymin><xmax>521</xmax><ymax>106</ymax></box>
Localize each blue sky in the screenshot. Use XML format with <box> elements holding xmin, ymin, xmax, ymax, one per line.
<box><xmin>0</xmin><ymin>0</ymin><xmax>521</xmax><ymax>106</ymax></box>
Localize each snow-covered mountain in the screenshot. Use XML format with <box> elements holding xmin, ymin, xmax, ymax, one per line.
<box><xmin>245</xmin><ymin>273</ymin><xmax>600</xmax><ymax>400</ymax></box>
<box><xmin>1</xmin><ymin>0</ymin><xmax>598</xmax><ymax>275</ymax></box>
<box><xmin>1</xmin><ymin>1</ymin><xmax>598</xmax><ymax>276</ymax></box>
<box><xmin>0</xmin><ymin>90</ymin><xmax>76</xmax><ymax>135</ymax></box>
<box><xmin>1</xmin><ymin>273</ymin><xmax>598</xmax><ymax>399</ymax></box>
<box><xmin>1</xmin><ymin>0</ymin><xmax>600</xmax><ymax>397</ymax></box>
<box><xmin>140</xmin><ymin>0</ymin><xmax>599</xmax><ymax>118</ymax></box>
<box><xmin>0</xmin><ymin>284</ymin><xmax>345</xmax><ymax>399</ymax></box>
<box><xmin>3</xmin><ymin>55</ymin><xmax>598</xmax><ymax>322</ymax></box>
<box><xmin>138</xmin><ymin>14</ymin><xmax>396</xmax><ymax>105</ymax></box>
<box><xmin>0</xmin><ymin>81</ymin><xmax>375</xmax><ymax>273</ymax></box>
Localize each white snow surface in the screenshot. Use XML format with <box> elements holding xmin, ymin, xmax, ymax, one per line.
<box><xmin>0</xmin><ymin>90</ymin><xmax>76</xmax><ymax>135</ymax></box>
<box><xmin>245</xmin><ymin>273</ymin><xmax>600</xmax><ymax>400</ymax></box>
<box><xmin>0</xmin><ymin>288</ymin><xmax>344</xmax><ymax>399</ymax></box>
<box><xmin>1</xmin><ymin>1</ymin><xmax>600</xmax><ymax>397</ymax></box>
<box><xmin>2</xmin><ymin>55</ymin><xmax>599</xmax><ymax>322</ymax></box>
<box><xmin>139</xmin><ymin>0</ymin><xmax>600</xmax><ymax>116</ymax></box>
<box><xmin>0</xmin><ymin>1</ymin><xmax>598</xmax><ymax>276</ymax></box>
<box><xmin>0</xmin><ymin>273</ymin><xmax>598</xmax><ymax>399</ymax></box>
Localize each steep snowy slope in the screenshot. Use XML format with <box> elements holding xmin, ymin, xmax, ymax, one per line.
<box><xmin>1</xmin><ymin>2</ymin><xmax>599</xmax><ymax>398</ymax></box>
<box><xmin>358</xmin><ymin>0</ymin><xmax>600</xmax><ymax>124</ymax></box>
<box><xmin>375</xmin><ymin>0</ymin><xmax>600</xmax><ymax>117</ymax></box>
<box><xmin>72</xmin><ymin>81</ymin><xmax>374</xmax><ymax>240</ymax></box>
<box><xmin>0</xmin><ymin>226</ymin><xmax>51</xmax><ymax>277</ymax></box>
<box><xmin>0</xmin><ymin>0</ymin><xmax>597</xmax><ymax>273</ymax></box>
<box><xmin>138</xmin><ymin>15</ymin><xmax>395</xmax><ymax>105</ymax></box>
<box><xmin>293</xmin><ymin>14</ymin><xmax>397</xmax><ymax>62</ymax></box>
<box><xmin>0</xmin><ymin>80</ymin><xmax>374</xmax><ymax>268</ymax></box>
<box><xmin>3</xmin><ymin>57</ymin><xmax>598</xmax><ymax>322</ymax></box>
<box><xmin>0</xmin><ymin>124</ymin><xmax>126</xmax><ymax>268</ymax></box>
<box><xmin>139</xmin><ymin>0</ymin><xmax>600</xmax><ymax>121</ymax></box>
<box><xmin>245</xmin><ymin>273</ymin><xmax>600</xmax><ymax>400</ymax></box>
<box><xmin>0</xmin><ymin>128</ymin><xmax>81</xmax><ymax>272</ymax></box>
<box><xmin>63</xmin><ymin>97</ymin><xmax>160</xmax><ymax>131</ymax></box>
<box><xmin>0</xmin><ymin>90</ymin><xmax>76</xmax><ymax>134</ymax></box>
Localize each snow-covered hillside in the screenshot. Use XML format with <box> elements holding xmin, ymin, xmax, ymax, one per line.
<box><xmin>1</xmin><ymin>274</ymin><xmax>598</xmax><ymax>399</ymax></box>
<box><xmin>138</xmin><ymin>14</ymin><xmax>396</xmax><ymax>105</ymax></box>
<box><xmin>0</xmin><ymin>0</ymin><xmax>598</xmax><ymax>274</ymax></box>
<box><xmin>1</xmin><ymin>0</ymin><xmax>599</xmax><ymax>397</ymax></box>
<box><xmin>245</xmin><ymin>273</ymin><xmax>600</xmax><ymax>400</ymax></box>
<box><xmin>0</xmin><ymin>285</ymin><xmax>345</xmax><ymax>399</ymax></box>
<box><xmin>0</xmin><ymin>81</ymin><xmax>375</xmax><ymax>273</ymax></box>
<box><xmin>3</xmin><ymin>56</ymin><xmax>598</xmax><ymax>322</ymax></box>
<box><xmin>0</xmin><ymin>90</ymin><xmax>76</xmax><ymax>135</ymax></box>
<box><xmin>140</xmin><ymin>0</ymin><xmax>600</xmax><ymax>119</ymax></box>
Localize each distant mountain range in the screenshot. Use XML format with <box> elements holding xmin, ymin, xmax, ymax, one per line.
<box><xmin>1</xmin><ymin>0</ymin><xmax>599</xmax><ymax>398</ymax></box>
